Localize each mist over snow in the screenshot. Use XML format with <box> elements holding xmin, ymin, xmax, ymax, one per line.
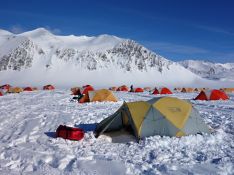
<box><xmin>0</xmin><ymin>28</ymin><xmax>233</xmax><ymax>88</ymax></box>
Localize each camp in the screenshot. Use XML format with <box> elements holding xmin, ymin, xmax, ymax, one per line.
<box><xmin>194</xmin><ymin>89</ymin><xmax>229</xmax><ymax>100</ymax></box>
<box><xmin>88</xmin><ymin>89</ymin><xmax>118</xmax><ymax>102</ymax></box>
<box><xmin>43</xmin><ymin>85</ymin><xmax>55</xmax><ymax>90</ymax></box>
<box><xmin>134</xmin><ymin>87</ymin><xmax>144</xmax><ymax>93</ymax></box>
<box><xmin>95</xmin><ymin>97</ymin><xmax>210</xmax><ymax>140</ymax></box>
<box><xmin>8</xmin><ymin>87</ymin><xmax>23</xmax><ymax>93</ymax></box>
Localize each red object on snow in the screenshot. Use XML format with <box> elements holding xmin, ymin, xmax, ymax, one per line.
<box><xmin>195</xmin><ymin>89</ymin><xmax>229</xmax><ymax>101</ymax></box>
<box><xmin>56</xmin><ymin>125</ymin><xmax>84</xmax><ymax>141</ymax></box>
<box><xmin>24</xmin><ymin>87</ymin><xmax>33</xmax><ymax>91</ymax></box>
<box><xmin>160</xmin><ymin>87</ymin><xmax>173</xmax><ymax>94</ymax></box>
<box><xmin>0</xmin><ymin>84</ymin><xmax>11</xmax><ymax>90</ymax></box>
<box><xmin>43</xmin><ymin>85</ymin><xmax>55</xmax><ymax>90</ymax></box>
<box><xmin>117</xmin><ymin>85</ymin><xmax>129</xmax><ymax>91</ymax></box>
<box><xmin>134</xmin><ymin>87</ymin><xmax>144</xmax><ymax>93</ymax></box>
<box><xmin>152</xmin><ymin>88</ymin><xmax>159</xmax><ymax>95</ymax></box>
<box><xmin>0</xmin><ymin>92</ymin><xmax>3</xmax><ymax>96</ymax></box>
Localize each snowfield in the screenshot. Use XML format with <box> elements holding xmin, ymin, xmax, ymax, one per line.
<box><xmin>0</xmin><ymin>90</ymin><xmax>233</xmax><ymax>175</ymax></box>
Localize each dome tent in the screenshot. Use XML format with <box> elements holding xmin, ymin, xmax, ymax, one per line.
<box><xmin>194</xmin><ymin>89</ymin><xmax>229</xmax><ymax>101</ymax></box>
<box><xmin>88</xmin><ymin>89</ymin><xmax>118</xmax><ymax>102</ymax></box>
<box><xmin>95</xmin><ymin>97</ymin><xmax>210</xmax><ymax>140</ymax></box>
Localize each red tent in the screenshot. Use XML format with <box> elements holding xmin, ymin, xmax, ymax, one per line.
<box><xmin>135</xmin><ymin>87</ymin><xmax>144</xmax><ymax>93</ymax></box>
<box><xmin>152</xmin><ymin>88</ymin><xmax>159</xmax><ymax>95</ymax></box>
<box><xmin>0</xmin><ymin>84</ymin><xmax>11</xmax><ymax>90</ymax></box>
<box><xmin>195</xmin><ymin>90</ymin><xmax>229</xmax><ymax>100</ymax></box>
<box><xmin>24</xmin><ymin>87</ymin><xmax>33</xmax><ymax>91</ymax></box>
<box><xmin>43</xmin><ymin>85</ymin><xmax>55</xmax><ymax>90</ymax></box>
<box><xmin>79</xmin><ymin>85</ymin><xmax>95</xmax><ymax>103</ymax></box>
<box><xmin>160</xmin><ymin>87</ymin><xmax>173</xmax><ymax>94</ymax></box>
<box><xmin>0</xmin><ymin>91</ymin><xmax>3</xmax><ymax>96</ymax></box>
<box><xmin>117</xmin><ymin>85</ymin><xmax>129</xmax><ymax>91</ymax></box>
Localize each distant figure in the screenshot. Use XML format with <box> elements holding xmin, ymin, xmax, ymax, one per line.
<box><xmin>130</xmin><ymin>85</ymin><xmax>134</xmax><ymax>92</ymax></box>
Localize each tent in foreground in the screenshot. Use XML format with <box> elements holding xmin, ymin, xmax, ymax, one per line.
<box><xmin>95</xmin><ymin>97</ymin><xmax>210</xmax><ymax>140</ymax></box>
<box><xmin>194</xmin><ymin>89</ymin><xmax>229</xmax><ymax>101</ymax></box>
<box><xmin>88</xmin><ymin>89</ymin><xmax>118</xmax><ymax>102</ymax></box>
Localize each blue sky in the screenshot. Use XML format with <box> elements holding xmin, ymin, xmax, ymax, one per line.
<box><xmin>0</xmin><ymin>0</ymin><xmax>234</xmax><ymax>62</ymax></box>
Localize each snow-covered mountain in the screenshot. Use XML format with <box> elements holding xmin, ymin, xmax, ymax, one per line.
<box><xmin>179</xmin><ymin>60</ymin><xmax>234</xmax><ymax>82</ymax></box>
<box><xmin>0</xmin><ymin>28</ymin><xmax>227</xmax><ymax>88</ymax></box>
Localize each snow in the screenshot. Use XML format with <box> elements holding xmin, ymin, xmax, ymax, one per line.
<box><xmin>0</xmin><ymin>90</ymin><xmax>233</xmax><ymax>174</ymax></box>
<box><xmin>19</xmin><ymin>28</ymin><xmax>124</xmax><ymax>51</ymax></box>
<box><xmin>179</xmin><ymin>60</ymin><xmax>234</xmax><ymax>82</ymax></box>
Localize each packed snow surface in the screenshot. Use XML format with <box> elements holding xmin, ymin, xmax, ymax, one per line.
<box><xmin>0</xmin><ymin>90</ymin><xmax>233</xmax><ymax>174</ymax></box>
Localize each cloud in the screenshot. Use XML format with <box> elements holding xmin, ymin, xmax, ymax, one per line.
<box><xmin>143</xmin><ymin>41</ymin><xmax>209</xmax><ymax>55</ymax></box>
<box><xmin>9</xmin><ymin>25</ymin><xmax>25</xmax><ymax>34</ymax></box>
<box><xmin>45</xmin><ymin>26</ymin><xmax>61</xmax><ymax>34</ymax></box>
<box><xmin>195</xmin><ymin>25</ymin><xmax>234</xmax><ymax>36</ymax></box>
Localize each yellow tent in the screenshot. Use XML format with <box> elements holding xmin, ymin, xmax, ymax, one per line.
<box><xmin>89</xmin><ymin>89</ymin><xmax>118</xmax><ymax>102</ymax></box>
<box><xmin>8</xmin><ymin>87</ymin><xmax>23</xmax><ymax>93</ymax></box>
<box><xmin>95</xmin><ymin>97</ymin><xmax>210</xmax><ymax>139</ymax></box>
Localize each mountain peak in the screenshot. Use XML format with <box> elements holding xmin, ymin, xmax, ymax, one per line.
<box><xmin>20</xmin><ymin>28</ymin><xmax>53</xmax><ymax>37</ymax></box>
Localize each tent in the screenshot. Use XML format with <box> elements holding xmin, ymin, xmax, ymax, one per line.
<box><xmin>160</xmin><ymin>87</ymin><xmax>173</xmax><ymax>94</ymax></box>
<box><xmin>144</xmin><ymin>87</ymin><xmax>151</xmax><ymax>91</ymax></box>
<box><xmin>0</xmin><ymin>84</ymin><xmax>11</xmax><ymax>90</ymax></box>
<box><xmin>109</xmin><ymin>87</ymin><xmax>118</xmax><ymax>91</ymax></box>
<box><xmin>79</xmin><ymin>85</ymin><xmax>95</xmax><ymax>103</ymax></box>
<box><xmin>181</xmin><ymin>88</ymin><xmax>194</xmax><ymax>93</ymax></box>
<box><xmin>134</xmin><ymin>87</ymin><xmax>144</xmax><ymax>93</ymax></box>
<box><xmin>43</xmin><ymin>85</ymin><xmax>55</xmax><ymax>90</ymax></box>
<box><xmin>117</xmin><ymin>85</ymin><xmax>129</xmax><ymax>92</ymax></box>
<box><xmin>95</xmin><ymin>97</ymin><xmax>210</xmax><ymax>140</ymax></box>
<box><xmin>88</xmin><ymin>89</ymin><xmax>118</xmax><ymax>102</ymax></box>
<box><xmin>24</xmin><ymin>87</ymin><xmax>33</xmax><ymax>91</ymax></box>
<box><xmin>221</xmin><ymin>88</ymin><xmax>234</xmax><ymax>93</ymax></box>
<box><xmin>8</xmin><ymin>87</ymin><xmax>23</xmax><ymax>93</ymax></box>
<box><xmin>71</xmin><ymin>87</ymin><xmax>81</xmax><ymax>95</ymax></box>
<box><xmin>194</xmin><ymin>90</ymin><xmax>229</xmax><ymax>101</ymax></box>
<box><xmin>174</xmin><ymin>88</ymin><xmax>182</xmax><ymax>92</ymax></box>
<box><xmin>0</xmin><ymin>91</ymin><xmax>3</xmax><ymax>96</ymax></box>
<box><xmin>152</xmin><ymin>88</ymin><xmax>159</xmax><ymax>95</ymax></box>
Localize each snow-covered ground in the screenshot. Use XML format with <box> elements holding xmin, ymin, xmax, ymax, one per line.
<box><xmin>0</xmin><ymin>90</ymin><xmax>233</xmax><ymax>174</ymax></box>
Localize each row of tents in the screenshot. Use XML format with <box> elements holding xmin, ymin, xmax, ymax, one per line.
<box><xmin>70</xmin><ymin>85</ymin><xmax>230</xmax><ymax>103</ymax></box>
<box><xmin>0</xmin><ymin>84</ymin><xmax>55</xmax><ymax>96</ymax></box>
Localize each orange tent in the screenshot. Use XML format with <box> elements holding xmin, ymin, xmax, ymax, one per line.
<box><xmin>117</xmin><ymin>85</ymin><xmax>129</xmax><ymax>91</ymax></box>
<box><xmin>160</xmin><ymin>87</ymin><xmax>173</xmax><ymax>94</ymax></box>
<box><xmin>24</xmin><ymin>87</ymin><xmax>33</xmax><ymax>91</ymax></box>
<box><xmin>79</xmin><ymin>85</ymin><xmax>95</xmax><ymax>103</ymax></box>
<box><xmin>43</xmin><ymin>85</ymin><xmax>55</xmax><ymax>90</ymax></box>
<box><xmin>194</xmin><ymin>89</ymin><xmax>229</xmax><ymax>100</ymax></box>
<box><xmin>181</xmin><ymin>88</ymin><xmax>194</xmax><ymax>93</ymax></box>
<box><xmin>134</xmin><ymin>87</ymin><xmax>144</xmax><ymax>93</ymax></box>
